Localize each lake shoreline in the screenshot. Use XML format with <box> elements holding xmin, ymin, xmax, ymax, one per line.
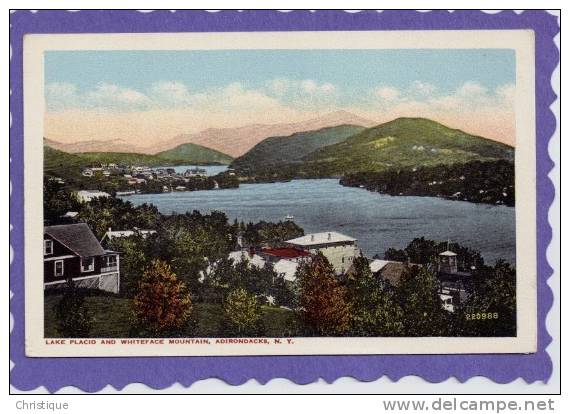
<box><xmin>120</xmin><ymin>178</ymin><xmax>516</xmax><ymax>264</ymax></box>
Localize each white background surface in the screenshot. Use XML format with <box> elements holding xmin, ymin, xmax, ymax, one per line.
<box><xmin>2</xmin><ymin>1</ymin><xmax>563</xmax><ymax>409</ymax></box>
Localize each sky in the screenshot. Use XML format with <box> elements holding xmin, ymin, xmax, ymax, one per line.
<box><xmin>44</xmin><ymin>49</ymin><xmax>517</xmax><ymax>147</ymax></box>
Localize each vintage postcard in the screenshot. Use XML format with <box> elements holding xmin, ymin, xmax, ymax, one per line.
<box><xmin>10</xmin><ymin>10</ymin><xmax>558</xmax><ymax>390</ymax></box>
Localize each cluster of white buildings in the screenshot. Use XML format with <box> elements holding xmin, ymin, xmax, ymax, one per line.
<box><xmin>75</xmin><ymin>190</ymin><xmax>111</xmax><ymax>203</ymax></box>
<box><xmin>224</xmin><ymin>230</ymin><xmax>466</xmax><ymax>313</ymax></box>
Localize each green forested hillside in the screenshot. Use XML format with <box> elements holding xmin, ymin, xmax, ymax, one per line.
<box><xmin>44</xmin><ymin>146</ymin><xmax>86</xmax><ymax>176</ymax></box>
<box><xmin>44</xmin><ymin>141</ymin><xmax>233</xmax><ymax>175</ymax></box>
<box><xmin>231</xmin><ymin>124</ymin><xmax>365</xmax><ymax>173</ymax></box>
<box><xmin>156</xmin><ymin>142</ymin><xmax>233</xmax><ymax>165</ymax></box>
<box><xmin>303</xmin><ymin>118</ymin><xmax>514</xmax><ymax>176</ymax></box>
<box><xmin>341</xmin><ymin>159</ymin><xmax>515</xmax><ymax>206</ymax></box>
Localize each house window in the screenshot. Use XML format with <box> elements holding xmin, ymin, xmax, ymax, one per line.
<box><xmin>102</xmin><ymin>255</ymin><xmax>118</xmax><ymax>271</ymax></box>
<box><xmin>81</xmin><ymin>256</ymin><xmax>95</xmax><ymax>272</ymax></box>
<box><xmin>44</xmin><ymin>240</ymin><xmax>53</xmax><ymax>255</ymax></box>
<box><xmin>105</xmin><ymin>255</ymin><xmax>117</xmax><ymax>268</ymax></box>
<box><xmin>54</xmin><ymin>260</ymin><xmax>64</xmax><ymax>277</ymax></box>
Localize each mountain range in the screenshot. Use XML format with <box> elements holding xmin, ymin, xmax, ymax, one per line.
<box><xmin>232</xmin><ymin>118</ymin><xmax>514</xmax><ymax>178</ymax></box>
<box><xmin>43</xmin><ymin>138</ymin><xmax>146</xmax><ymax>154</ymax></box>
<box><xmin>45</xmin><ymin>115</ymin><xmax>515</xmax><ymax>182</ymax></box>
<box><xmin>44</xmin><ymin>138</ymin><xmax>235</xmax><ymax>173</ymax></box>
<box><xmin>127</xmin><ymin>111</ymin><xmax>377</xmax><ymax>156</ymax></box>
<box><xmin>45</xmin><ymin>111</ymin><xmax>375</xmax><ymax>158</ymax></box>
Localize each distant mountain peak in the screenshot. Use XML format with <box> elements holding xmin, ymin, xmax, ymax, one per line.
<box><xmin>44</xmin><ymin>137</ymin><xmax>144</xmax><ymax>154</ymax></box>
<box><xmin>314</xmin><ymin>110</ymin><xmax>376</xmax><ymax>126</ymax></box>
<box><xmin>144</xmin><ymin>112</ymin><xmax>377</xmax><ymax>157</ymax></box>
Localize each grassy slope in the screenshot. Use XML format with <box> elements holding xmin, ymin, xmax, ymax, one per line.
<box><xmin>231</xmin><ymin>124</ymin><xmax>365</xmax><ymax>171</ymax></box>
<box><xmin>156</xmin><ymin>143</ymin><xmax>233</xmax><ymax>165</ymax></box>
<box><xmin>44</xmin><ymin>146</ymin><xmax>85</xmax><ymax>173</ymax></box>
<box><xmin>303</xmin><ymin>118</ymin><xmax>515</xmax><ymax>175</ymax></box>
<box><xmin>44</xmin><ymin>294</ymin><xmax>296</xmax><ymax>338</ymax></box>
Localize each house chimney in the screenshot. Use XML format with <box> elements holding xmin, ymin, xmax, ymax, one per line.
<box><xmin>108</xmin><ymin>227</ymin><xmax>112</xmax><ymax>232</ymax></box>
<box><xmin>311</xmin><ymin>234</ymin><xmax>315</xmax><ymax>242</ymax></box>
<box><xmin>328</xmin><ymin>232</ymin><xmax>331</xmax><ymax>240</ymax></box>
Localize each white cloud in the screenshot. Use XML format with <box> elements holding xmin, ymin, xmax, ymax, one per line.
<box><xmin>46</xmin><ymin>82</ymin><xmax>77</xmax><ymax>98</ymax></box>
<box><xmin>320</xmin><ymin>83</ymin><xmax>336</xmax><ymax>93</ymax></box>
<box><xmin>46</xmin><ymin>78</ymin><xmax>339</xmax><ymax>113</ymax></box>
<box><xmin>298</xmin><ymin>79</ymin><xmax>336</xmax><ymax>94</ymax></box>
<box><xmin>301</xmin><ymin>79</ymin><xmax>318</xmax><ymax>93</ymax></box>
<box><xmin>367</xmin><ymin>81</ymin><xmax>514</xmax><ymax>114</ymax></box>
<box><xmin>45</xmin><ymin>82</ymin><xmax>79</xmax><ymax>111</ymax></box>
<box><xmin>149</xmin><ymin>81</ymin><xmax>193</xmax><ymax>106</ymax></box>
<box><xmin>85</xmin><ymin>83</ymin><xmax>151</xmax><ymax>109</ymax></box>
<box><xmin>267</xmin><ymin>78</ymin><xmax>336</xmax><ymax>96</ymax></box>
<box><xmin>456</xmin><ymin>81</ymin><xmax>488</xmax><ymax>97</ymax></box>
<box><xmin>266</xmin><ymin>78</ymin><xmax>290</xmax><ymax>96</ymax></box>
<box><xmin>218</xmin><ymin>82</ymin><xmax>286</xmax><ymax>112</ymax></box>
<box><xmin>408</xmin><ymin>80</ymin><xmax>437</xmax><ymax>96</ymax></box>
<box><xmin>495</xmin><ymin>83</ymin><xmax>516</xmax><ymax>105</ymax></box>
<box><xmin>373</xmin><ymin>86</ymin><xmax>400</xmax><ymax>101</ymax></box>
<box><xmin>263</xmin><ymin>78</ymin><xmax>338</xmax><ymax>111</ymax></box>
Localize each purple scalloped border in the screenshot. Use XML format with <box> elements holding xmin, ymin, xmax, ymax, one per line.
<box><xmin>9</xmin><ymin>10</ymin><xmax>559</xmax><ymax>392</ymax></box>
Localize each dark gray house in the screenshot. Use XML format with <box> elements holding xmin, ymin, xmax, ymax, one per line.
<box><xmin>44</xmin><ymin>223</ymin><xmax>120</xmax><ymax>293</ymax></box>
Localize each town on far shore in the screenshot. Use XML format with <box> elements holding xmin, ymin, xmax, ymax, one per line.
<box><xmin>67</xmin><ymin>162</ymin><xmax>239</xmax><ymax>199</ymax></box>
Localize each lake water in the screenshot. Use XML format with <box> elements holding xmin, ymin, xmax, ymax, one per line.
<box><xmin>121</xmin><ymin>178</ymin><xmax>516</xmax><ymax>265</ymax></box>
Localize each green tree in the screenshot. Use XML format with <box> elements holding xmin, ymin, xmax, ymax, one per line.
<box><xmin>151</xmin><ymin>212</ymin><xmax>234</xmax><ymax>296</ymax></box>
<box><xmin>242</xmin><ymin>221</ymin><xmax>303</xmax><ymax>247</ymax></box>
<box><xmin>270</xmin><ymin>274</ymin><xmax>296</xmax><ymax>308</ymax></box>
<box><xmin>221</xmin><ymin>287</ymin><xmax>264</xmax><ymax>336</ymax></box>
<box><xmin>297</xmin><ymin>253</ymin><xmax>350</xmax><ymax>336</ymax></box>
<box><xmin>55</xmin><ymin>279</ymin><xmax>93</xmax><ymax>337</ymax></box>
<box><xmin>43</xmin><ymin>178</ymin><xmax>80</xmax><ymax>225</ymax></box>
<box><xmin>105</xmin><ymin>234</ymin><xmax>150</xmax><ymax>298</ymax></box>
<box><xmin>383</xmin><ymin>248</ymin><xmax>408</xmax><ymax>262</ymax></box>
<box><xmin>384</xmin><ymin>237</ymin><xmax>484</xmax><ymax>272</ymax></box>
<box><xmin>207</xmin><ymin>254</ymin><xmax>275</xmax><ymax>300</ymax></box>
<box><xmin>395</xmin><ymin>265</ymin><xmax>450</xmax><ymax>336</ymax></box>
<box><xmin>457</xmin><ymin>260</ymin><xmax>516</xmax><ymax>336</ymax></box>
<box><xmin>345</xmin><ymin>256</ymin><xmax>404</xmax><ymax>336</ymax></box>
<box><xmin>133</xmin><ymin>259</ymin><xmax>193</xmax><ymax>336</ymax></box>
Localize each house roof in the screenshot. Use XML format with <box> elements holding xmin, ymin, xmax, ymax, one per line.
<box><xmin>369</xmin><ymin>259</ymin><xmax>395</xmax><ymax>274</ymax></box>
<box><xmin>261</xmin><ymin>247</ymin><xmax>309</xmax><ymax>259</ymax></box>
<box><xmin>45</xmin><ymin>223</ymin><xmax>106</xmax><ymax>257</ymax></box>
<box><xmin>286</xmin><ymin>231</ymin><xmax>356</xmax><ymax>247</ymax></box>
<box><xmin>440</xmin><ymin>250</ymin><xmax>457</xmax><ymax>257</ymax></box>
<box><xmin>378</xmin><ymin>262</ymin><xmax>408</xmax><ymax>287</ymax></box>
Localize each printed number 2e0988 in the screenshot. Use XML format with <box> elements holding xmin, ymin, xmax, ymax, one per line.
<box><xmin>466</xmin><ymin>312</ymin><xmax>499</xmax><ymax>320</ymax></box>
